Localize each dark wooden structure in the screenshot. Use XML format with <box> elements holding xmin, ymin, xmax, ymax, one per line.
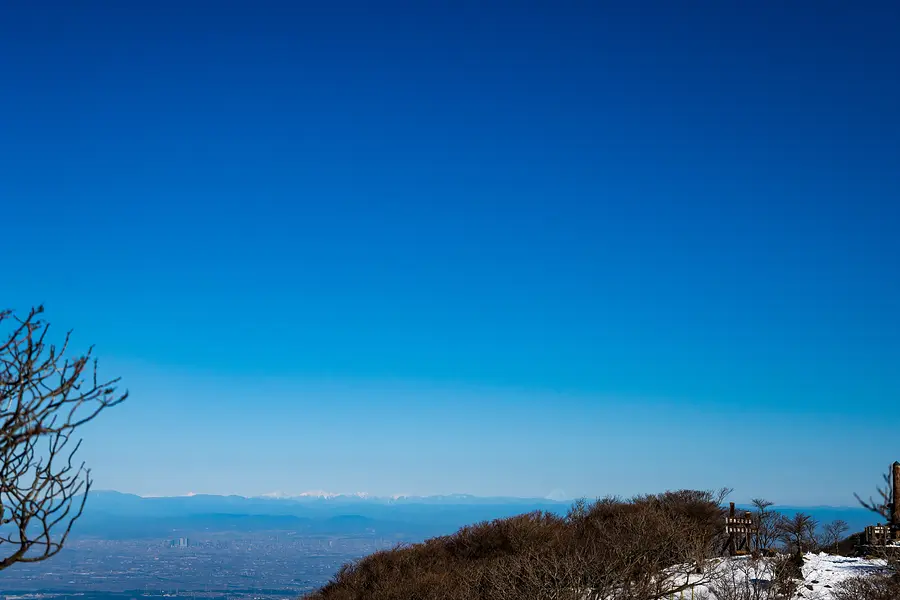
<box><xmin>724</xmin><ymin>502</ymin><xmax>753</xmax><ymax>555</ymax></box>
<box><xmin>864</xmin><ymin>525</ymin><xmax>892</xmax><ymax>546</ymax></box>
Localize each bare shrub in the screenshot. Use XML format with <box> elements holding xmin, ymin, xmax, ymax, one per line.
<box><xmin>832</xmin><ymin>573</ymin><xmax>900</xmax><ymax>600</ymax></box>
<box><xmin>574</xmin><ymin>490</ymin><xmax>727</xmax><ymax>599</ymax></box>
<box><xmin>305</xmin><ymin>489</ymin><xmax>730</xmax><ymax>600</ymax></box>
<box><xmin>707</xmin><ymin>556</ymin><xmax>779</xmax><ymax>600</ymax></box>
<box><xmin>767</xmin><ymin>553</ymin><xmax>803</xmax><ymax>599</ymax></box>
<box><xmin>703</xmin><ymin>553</ymin><xmax>811</xmax><ymax>600</ymax></box>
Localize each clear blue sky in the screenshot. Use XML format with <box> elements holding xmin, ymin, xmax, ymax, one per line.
<box><xmin>1</xmin><ymin>1</ymin><xmax>898</xmax><ymax>504</ymax></box>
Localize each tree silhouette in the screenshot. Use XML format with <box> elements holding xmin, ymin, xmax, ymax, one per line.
<box><xmin>0</xmin><ymin>306</ymin><xmax>126</xmax><ymax>570</ymax></box>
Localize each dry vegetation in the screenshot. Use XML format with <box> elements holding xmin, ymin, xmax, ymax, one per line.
<box><xmin>304</xmin><ymin>489</ymin><xmax>732</xmax><ymax>600</ymax></box>
<box><xmin>303</xmin><ymin>484</ymin><xmax>900</xmax><ymax>600</ymax></box>
<box><xmin>832</xmin><ymin>572</ymin><xmax>900</xmax><ymax>600</ymax></box>
<box><xmin>704</xmin><ymin>554</ymin><xmax>804</xmax><ymax>600</ymax></box>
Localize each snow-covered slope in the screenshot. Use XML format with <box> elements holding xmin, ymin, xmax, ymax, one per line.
<box><xmin>797</xmin><ymin>553</ymin><xmax>886</xmax><ymax>599</ymax></box>
<box><xmin>689</xmin><ymin>553</ymin><xmax>887</xmax><ymax>600</ymax></box>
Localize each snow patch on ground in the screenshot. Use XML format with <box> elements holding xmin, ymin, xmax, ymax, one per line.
<box><xmin>797</xmin><ymin>552</ymin><xmax>886</xmax><ymax>599</ymax></box>
<box><xmin>685</xmin><ymin>553</ymin><xmax>887</xmax><ymax>600</ymax></box>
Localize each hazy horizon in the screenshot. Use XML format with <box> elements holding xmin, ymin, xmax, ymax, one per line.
<box><xmin>90</xmin><ymin>487</ymin><xmax>879</xmax><ymax>510</ymax></box>
<box><xmin>67</xmin><ymin>360</ymin><xmax>895</xmax><ymax>505</ymax></box>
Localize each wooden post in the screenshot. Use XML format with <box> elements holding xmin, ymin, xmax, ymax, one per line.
<box><xmin>892</xmin><ymin>461</ymin><xmax>900</xmax><ymax>539</ymax></box>
<box><xmin>728</xmin><ymin>502</ymin><xmax>736</xmax><ymax>555</ymax></box>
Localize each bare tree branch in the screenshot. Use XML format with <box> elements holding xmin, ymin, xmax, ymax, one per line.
<box><xmin>0</xmin><ymin>306</ymin><xmax>126</xmax><ymax>571</ymax></box>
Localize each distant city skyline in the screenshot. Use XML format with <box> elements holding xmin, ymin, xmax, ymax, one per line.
<box><xmin>2</xmin><ymin>2</ymin><xmax>898</xmax><ymax>507</ymax></box>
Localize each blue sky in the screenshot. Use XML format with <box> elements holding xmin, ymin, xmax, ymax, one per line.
<box><xmin>1</xmin><ymin>1</ymin><xmax>898</xmax><ymax>504</ymax></box>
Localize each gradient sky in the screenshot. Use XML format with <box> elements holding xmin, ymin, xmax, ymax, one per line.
<box><xmin>1</xmin><ymin>1</ymin><xmax>898</xmax><ymax>504</ymax></box>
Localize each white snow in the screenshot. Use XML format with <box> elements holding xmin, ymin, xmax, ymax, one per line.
<box><xmin>684</xmin><ymin>553</ymin><xmax>888</xmax><ymax>600</ymax></box>
<box><xmin>796</xmin><ymin>553</ymin><xmax>887</xmax><ymax>599</ymax></box>
<box><xmin>257</xmin><ymin>490</ymin><xmax>372</xmax><ymax>499</ymax></box>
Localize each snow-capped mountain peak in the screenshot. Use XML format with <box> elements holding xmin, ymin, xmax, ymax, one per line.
<box><xmin>258</xmin><ymin>491</ymin><xmax>294</xmax><ymax>499</ymax></box>
<box><xmin>295</xmin><ymin>490</ymin><xmax>340</xmax><ymax>499</ymax></box>
<box><xmin>258</xmin><ymin>490</ymin><xmax>372</xmax><ymax>500</ymax></box>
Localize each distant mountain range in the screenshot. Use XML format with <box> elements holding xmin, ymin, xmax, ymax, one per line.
<box><xmin>72</xmin><ymin>491</ymin><xmax>882</xmax><ymax>542</ymax></box>
<box><xmin>255</xmin><ymin>491</ymin><xmax>564</xmax><ymax>503</ymax></box>
<box><xmin>92</xmin><ymin>489</ymin><xmax>570</xmax><ymax>506</ymax></box>
<box><xmin>70</xmin><ymin>491</ymin><xmax>572</xmax><ymax>540</ymax></box>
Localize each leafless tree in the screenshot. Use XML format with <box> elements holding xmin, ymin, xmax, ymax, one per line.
<box><xmin>777</xmin><ymin>513</ymin><xmax>818</xmax><ymax>554</ymax></box>
<box><xmin>0</xmin><ymin>306</ymin><xmax>126</xmax><ymax>570</ymax></box>
<box><xmin>821</xmin><ymin>519</ymin><xmax>849</xmax><ymax>554</ymax></box>
<box><xmin>750</xmin><ymin>498</ymin><xmax>778</xmax><ymax>553</ymax></box>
